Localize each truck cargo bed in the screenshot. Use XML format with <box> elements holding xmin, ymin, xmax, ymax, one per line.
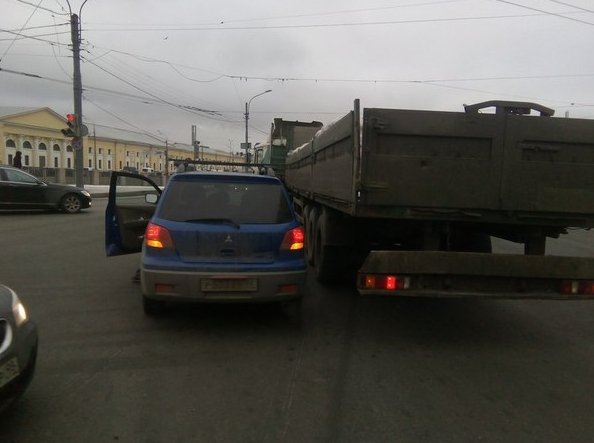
<box><xmin>285</xmin><ymin>100</ymin><xmax>594</xmax><ymax>229</ymax></box>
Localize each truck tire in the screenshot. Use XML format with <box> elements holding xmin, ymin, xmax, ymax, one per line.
<box><xmin>313</xmin><ymin>209</ymin><xmax>342</xmax><ymax>283</ymax></box>
<box><xmin>305</xmin><ymin>205</ymin><xmax>318</xmax><ymax>265</ymax></box>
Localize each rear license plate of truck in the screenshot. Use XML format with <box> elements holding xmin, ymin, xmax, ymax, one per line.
<box><xmin>200</xmin><ymin>278</ymin><xmax>258</xmax><ymax>292</ymax></box>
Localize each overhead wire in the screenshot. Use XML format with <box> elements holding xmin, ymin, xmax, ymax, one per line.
<box><xmin>494</xmin><ymin>0</ymin><xmax>594</xmax><ymax>26</ymax></box>
<box><xmin>82</xmin><ymin>45</ymin><xmax>228</xmax><ymax>117</ymax></box>
<box><xmin>547</xmin><ymin>0</ymin><xmax>594</xmax><ymax>13</ymax></box>
<box><xmin>1</xmin><ymin>0</ymin><xmax>46</xmax><ymax>62</ymax></box>
<box><xmin>81</xmin><ymin>55</ymin><xmax>244</xmax><ymax>125</ymax></box>
<box><xmin>83</xmin><ymin>95</ymin><xmax>168</xmax><ymax>143</ymax></box>
<box><xmin>13</xmin><ymin>0</ymin><xmax>68</xmax><ymax>16</ymax></box>
<box><xmin>84</xmin><ymin>12</ymin><xmax>577</xmax><ymax>32</ymax></box>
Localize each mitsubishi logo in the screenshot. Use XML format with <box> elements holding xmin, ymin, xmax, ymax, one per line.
<box><xmin>224</xmin><ymin>235</ymin><xmax>233</xmax><ymax>243</ymax></box>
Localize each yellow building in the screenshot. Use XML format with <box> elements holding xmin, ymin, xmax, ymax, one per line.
<box><xmin>1</xmin><ymin>107</ymin><xmax>235</xmax><ymax>182</ymax></box>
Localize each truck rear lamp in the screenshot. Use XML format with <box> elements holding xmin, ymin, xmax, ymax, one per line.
<box><xmin>281</xmin><ymin>227</ymin><xmax>305</xmax><ymax>251</ymax></box>
<box><xmin>561</xmin><ymin>280</ymin><xmax>594</xmax><ymax>295</ymax></box>
<box><xmin>145</xmin><ymin>222</ymin><xmax>174</xmax><ymax>249</ymax></box>
<box><xmin>361</xmin><ymin>274</ymin><xmax>411</xmax><ymax>291</ymax></box>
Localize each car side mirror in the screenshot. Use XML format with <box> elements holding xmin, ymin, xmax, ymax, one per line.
<box><xmin>145</xmin><ymin>193</ymin><xmax>158</xmax><ymax>204</ymax></box>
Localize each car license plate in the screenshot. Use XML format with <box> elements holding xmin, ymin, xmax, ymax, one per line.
<box><xmin>0</xmin><ymin>357</ymin><xmax>20</xmax><ymax>389</ymax></box>
<box><xmin>200</xmin><ymin>278</ymin><xmax>258</xmax><ymax>292</ymax></box>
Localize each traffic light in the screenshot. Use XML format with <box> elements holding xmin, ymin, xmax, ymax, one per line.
<box><xmin>61</xmin><ymin>114</ymin><xmax>89</xmax><ymax>138</ymax></box>
<box><xmin>61</xmin><ymin>114</ymin><xmax>76</xmax><ymax>137</ymax></box>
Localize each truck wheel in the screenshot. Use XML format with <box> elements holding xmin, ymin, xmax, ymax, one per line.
<box><xmin>305</xmin><ymin>205</ymin><xmax>318</xmax><ymax>265</ymax></box>
<box><xmin>313</xmin><ymin>209</ymin><xmax>341</xmax><ymax>283</ymax></box>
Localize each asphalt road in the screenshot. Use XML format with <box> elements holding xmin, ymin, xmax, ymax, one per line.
<box><xmin>2</xmin><ymin>200</ymin><xmax>594</xmax><ymax>442</ymax></box>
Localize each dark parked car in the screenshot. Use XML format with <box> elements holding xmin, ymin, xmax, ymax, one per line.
<box><xmin>0</xmin><ymin>284</ymin><xmax>38</xmax><ymax>412</ymax></box>
<box><xmin>105</xmin><ymin>171</ymin><xmax>307</xmax><ymax>315</ymax></box>
<box><xmin>0</xmin><ymin>165</ymin><xmax>91</xmax><ymax>213</ymax></box>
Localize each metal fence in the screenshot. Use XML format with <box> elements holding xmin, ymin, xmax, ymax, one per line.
<box><xmin>22</xmin><ymin>167</ymin><xmax>165</xmax><ymax>186</ymax></box>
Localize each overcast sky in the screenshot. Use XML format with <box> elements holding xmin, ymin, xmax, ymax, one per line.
<box><xmin>1</xmin><ymin>0</ymin><xmax>593</xmax><ymax>152</ymax></box>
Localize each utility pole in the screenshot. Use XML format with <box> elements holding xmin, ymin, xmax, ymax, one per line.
<box><xmin>70</xmin><ymin>13</ymin><xmax>84</xmax><ymax>188</ymax></box>
<box><xmin>165</xmin><ymin>140</ymin><xmax>169</xmax><ymax>180</ymax></box>
<box><xmin>244</xmin><ymin>90</ymin><xmax>272</xmax><ymax>171</ymax></box>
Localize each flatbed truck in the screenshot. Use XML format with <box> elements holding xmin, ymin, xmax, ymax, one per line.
<box><xmin>284</xmin><ymin>99</ymin><xmax>594</xmax><ymax>299</ymax></box>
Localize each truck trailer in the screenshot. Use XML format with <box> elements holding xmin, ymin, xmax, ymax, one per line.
<box><xmin>254</xmin><ymin>118</ymin><xmax>323</xmax><ymax>180</ymax></box>
<box><xmin>284</xmin><ymin>99</ymin><xmax>594</xmax><ymax>299</ymax></box>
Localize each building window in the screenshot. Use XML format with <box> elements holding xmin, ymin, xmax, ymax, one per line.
<box><xmin>8</xmin><ymin>154</ymin><xmax>13</xmax><ymax>165</ymax></box>
<box><xmin>98</xmin><ymin>148</ymin><xmax>102</xmax><ymax>154</ymax></box>
<box><xmin>23</xmin><ymin>141</ymin><xmax>32</xmax><ymax>150</ymax></box>
<box><xmin>108</xmin><ymin>160</ymin><xmax>112</xmax><ymax>169</ymax></box>
<box><xmin>108</xmin><ymin>149</ymin><xmax>111</xmax><ymax>155</ymax></box>
<box><xmin>119</xmin><ymin>161</ymin><xmax>122</xmax><ymax>169</ymax></box>
<box><xmin>39</xmin><ymin>156</ymin><xmax>46</xmax><ymax>167</ymax></box>
<box><xmin>54</xmin><ymin>157</ymin><xmax>59</xmax><ymax>167</ymax></box>
<box><xmin>24</xmin><ymin>155</ymin><xmax>30</xmax><ymax>165</ymax></box>
<box><xmin>39</xmin><ymin>143</ymin><xmax>47</xmax><ymax>150</ymax></box>
<box><xmin>6</xmin><ymin>139</ymin><xmax>16</xmax><ymax>148</ymax></box>
<box><xmin>67</xmin><ymin>145</ymin><xmax>73</xmax><ymax>152</ymax></box>
<box><xmin>67</xmin><ymin>158</ymin><xmax>72</xmax><ymax>168</ymax></box>
<box><xmin>98</xmin><ymin>159</ymin><xmax>102</xmax><ymax>169</ymax></box>
<box><xmin>88</xmin><ymin>159</ymin><xmax>92</xmax><ymax>168</ymax></box>
<box><xmin>126</xmin><ymin>151</ymin><xmax>130</xmax><ymax>157</ymax></box>
<box><xmin>53</xmin><ymin>144</ymin><xmax>60</xmax><ymax>151</ymax></box>
<box><xmin>88</xmin><ymin>147</ymin><xmax>92</xmax><ymax>154</ymax></box>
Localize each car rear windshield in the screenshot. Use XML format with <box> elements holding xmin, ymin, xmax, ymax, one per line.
<box><xmin>157</xmin><ymin>179</ymin><xmax>293</xmax><ymax>224</ymax></box>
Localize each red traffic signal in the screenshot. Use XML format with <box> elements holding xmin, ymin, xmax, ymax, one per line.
<box><xmin>61</xmin><ymin>113</ymin><xmax>88</xmax><ymax>138</ymax></box>
<box><xmin>61</xmin><ymin>114</ymin><xmax>76</xmax><ymax>137</ymax></box>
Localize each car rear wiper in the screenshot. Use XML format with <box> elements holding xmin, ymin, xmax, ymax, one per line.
<box><xmin>182</xmin><ymin>218</ymin><xmax>240</xmax><ymax>229</ymax></box>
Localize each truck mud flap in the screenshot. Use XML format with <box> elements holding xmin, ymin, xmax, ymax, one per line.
<box><xmin>357</xmin><ymin>251</ymin><xmax>594</xmax><ymax>299</ymax></box>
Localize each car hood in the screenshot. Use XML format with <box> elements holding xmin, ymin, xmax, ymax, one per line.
<box><xmin>44</xmin><ymin>182</ymin><xmax>87</xmax><ymax>193</ymax></box>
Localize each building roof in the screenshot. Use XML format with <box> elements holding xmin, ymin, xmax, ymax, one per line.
<box><xmin>0</xmin><ymin>106</ymin><xmax>57</xmax><ymax>119</ymax></box>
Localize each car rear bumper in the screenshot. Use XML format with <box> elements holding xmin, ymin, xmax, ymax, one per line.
<box><xmin>0</xmin><ymin>321</ymin><xmax>38</xmax><ymax>410</ymax></box>
<box><xmin>141</xmin><ymin>267</ymin><xmax>307</xmax><ymax>303</ymax></box>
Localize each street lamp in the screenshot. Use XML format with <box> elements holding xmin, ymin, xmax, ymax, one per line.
<box><xmin>244</xmin><ymin>89</ymin><xmax>272</xmax><ymax>167</ymax></box>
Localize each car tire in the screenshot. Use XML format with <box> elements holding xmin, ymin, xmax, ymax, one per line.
<box><xmin>280</xmin><ymin>298</ymin><xmax>302</xmax><ymax>323</ymax></box>
<box><xmin>60</xmin><ymin>193</ymin><xmax>82</xmax><ymax>214</ymax></box>
<box><xmin>142</xmin><ymin>296</ymin><xmax>165</xmax><ymax>316</ymax></box>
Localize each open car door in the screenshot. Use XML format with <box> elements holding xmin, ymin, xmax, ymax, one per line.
<box><xmin>105</xmin><ymin>171</ymin><xmax>162</xmax><ymax>257</ymax></box>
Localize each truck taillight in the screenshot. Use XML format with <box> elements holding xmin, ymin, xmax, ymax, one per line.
<box><xmin>281</xmin><ymin>227</ymin><xmax>305</xmax><ymax>251</ymax></box>
<box><xmin>360</xmin><ymin>274</ymin><xmax>411</xmax><ymax>291</ymax></box>
<box><xmin>145</xmin><ymin>222</ymin><xmax>174</xmax><ymax>249</ymax></box>
<box><xmin>560</xmin><ymin>280</ymin><xmax>594</xmax><ymax>295</ymax></box>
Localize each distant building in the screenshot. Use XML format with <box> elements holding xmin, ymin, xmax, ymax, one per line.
<box><xmin>0</xmin><ymin>107</ymin><xmax>233</xmax><ymax>175</ymax></box>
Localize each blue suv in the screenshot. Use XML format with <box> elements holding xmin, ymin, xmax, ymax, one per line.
<box><xmin>105</xmin><ymin>171</ymin><xmax>307</xmax><ymax>315</ymax></box>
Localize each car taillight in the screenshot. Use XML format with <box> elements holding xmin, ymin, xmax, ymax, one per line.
<box><xmin>280</xmin><ymin>227</ymin><xmax>305</xmax><ymax>251</ymax></box>
<box><xmin>359</xmin><ymin>274</ymin><xmax>411</xmax><ymax>291</ymax></box>
<box><xmin>145</xmin><ymin>222</ymin><xmax>174</xmax><ymax>249</ymax></box>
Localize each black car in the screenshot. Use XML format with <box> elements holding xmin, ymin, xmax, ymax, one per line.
<box><xmin>0</xmin><ymin>284</ymin><xmax>38</xmax><ymax>411</ymax></box>
<box><xmin>0</xmin><ymin>166</ymin><xmax>92</xmax><ymax>214</ymax></box>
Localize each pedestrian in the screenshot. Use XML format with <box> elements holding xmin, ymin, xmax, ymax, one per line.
<box><xmin>13</xmin><ymin>151</ymin><xmax>22</xmax><ymax>168</ymax></box>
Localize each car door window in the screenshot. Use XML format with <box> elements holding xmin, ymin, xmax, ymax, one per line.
<box><xmin>4</xmin><ymin>169</ymin><xmax>39</xmax><ymax>184</ymax></box>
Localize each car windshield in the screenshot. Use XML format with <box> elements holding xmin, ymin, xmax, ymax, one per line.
<box><xmin>157</xmin><ymin>179</ymin><xmax>293</xmax><ymax>224</ymax></box>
